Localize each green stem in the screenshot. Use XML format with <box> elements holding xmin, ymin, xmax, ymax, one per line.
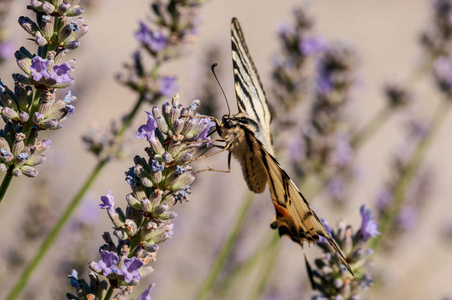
<box><xmin>6</xmin><ymin>158</ymin><xmax>107</xmax><ymax>300</ymax></box>
<box><xmin>371</xmin><ymin>99</ymin><xmax>451</xmax><ymax>250</ymax></box>
<box><xmin>23</xmin><ymin>89</ymin><xmax>42</xmax><ymax>145</ymax></box>
<box><xmin>0</xmin><ymin>166</ymin><xmax>13</xmax><ymax>204</ymax></box>
<box><xmin>217</xmin><ymin>230</ymin><xmax>279</xmax><ymax>298</ymax></box>
<box><xmin>251</xmin><ymin>232</ymin><xmax>280</xmax><ymax>300</ymax></box>
<box><xmin>352</xmin><ymin>105</ymin><xmax>392</xmax><ymax>149</ymax></box>
<box><xmin>103</xmin><ymin>286</ymin><xmax>114</xmax><ymax>300</ymax></box>
<box><xmin>198</xmin><ymin>191</ymin><xmax>255</xmax><ymax>300</ymax></box>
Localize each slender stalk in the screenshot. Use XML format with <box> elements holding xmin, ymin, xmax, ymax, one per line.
<box><xmin>371</xmin><ymin>99</ymin><xmax>450</xmax><ymax>250</ymax></box>
<box><xmin>198</xmin><ymin>191</ymin><xmax>255</xmax><ymax>300</ymax></box>
<box><xmin>23</xmin><ymin>89</ymin><xmax>42</xmax><ymax>145</ymax></box>
<box><xmin>104</xmin><ymin>286</ymin><xmax>114</xmax><ymax>300</ymax></box>
<box><xmin>7</xmin><ymin>158</ymin><xmax>107</xmax><ymax>300</ymax></box>
<box><xmin>352</xmin><ymin>105</ymin><xmax>392</xmax><ymax>148</ymax></box>
<box><xmin>251</xmin><ymin>233</ymin><xmax>281</xmax><ymax>300</ymax></box>
<box><xmin>217</xmin><ymin>230</ymin><xmax>279</xmax><ymax>298</ymax></box>
<box><xmin>0</xmin><ymin>166</ymin><xmax>13</xmax><ymax>204</ymax></box>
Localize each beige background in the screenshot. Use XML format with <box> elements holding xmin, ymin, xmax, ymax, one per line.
<box><xmin>0</xmin><ymin>0</ymin><xmax>451</xmax><ymax>299</ymax></box>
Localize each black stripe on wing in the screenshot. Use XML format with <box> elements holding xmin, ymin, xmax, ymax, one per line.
<box><xmin>249</xmin><ymin>131</ymin><xmax>353</xmax><ymax>274</ymax></box>
<box><xmin>231</xmin><ymin>18</ymin><xmax>272</xmax><ymax>151</ymax></box>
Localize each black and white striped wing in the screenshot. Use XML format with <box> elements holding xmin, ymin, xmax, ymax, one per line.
<box><xmin>231</xmin><ymin>18</ymin><xmax>273</xmax><ymax>155</ymax></box>
<box><xmin>256</xmin><ymin>135</ymin><xmax>352</xmax><ymax>274</ymax></box>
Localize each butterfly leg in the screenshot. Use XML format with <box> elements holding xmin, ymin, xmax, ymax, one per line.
<box><xmin>194</xmin><ymin>152</ymin><xmax>232</xmax><ymax>175</ymax></box>
<box><xmin>188</xmin><ymin>144</ymin><xmax>229</xmax><ymax>163</ymax></box>
<box><xmin>183</xmin><ymin>138</ymin><xmax>225</xmax><ymax>146</ymax></box>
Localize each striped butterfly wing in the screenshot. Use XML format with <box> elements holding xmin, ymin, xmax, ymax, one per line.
<box><xmin>227</xmin><ymin>18</ymin><xmax>353</xmax><ymax>274</ymax></box>
<box><xmin>231</xmin><ymin>18</ymin><xmax>273</xmax><ymax>155</ymax></box>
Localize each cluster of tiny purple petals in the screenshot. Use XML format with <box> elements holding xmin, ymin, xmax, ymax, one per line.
<box><xmin>0</xmin><ymin>1</ymin><xmax>87</xmax><ymax>178</ymax></box>
<box><xmin>291</xmin><ymin>42</ymin><xmax>358</xmax><ymax>203</ymax></box>
<box><xmin>420</xmin><ymin>0</ymin><xmax>452</xmax><ymax>98</ymax></box>
<box><xmin>312</xmin><ymin>205</ymin><xmax>379</xmax><ymax>299</ymax></box>
<box><xmin>118</xmin><ymin>0</ymin><xmax>202</xmax><ymax>99</ymax></box>
<box><xmin>271</xmin><ymin>7</ymin><xmax>324</xmax><ymax>119</ymax></box>
<box><xmin>69</xmin><ymin>97</ymin><xmax>213</xmax><ymax>299</ymax></box>
<box><xmin>375</xmin><ymin>116</ymin><xmax>433</xmax><ymax>246</ymax></box>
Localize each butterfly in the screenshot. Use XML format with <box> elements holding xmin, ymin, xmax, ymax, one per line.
<box><xmin>213</xmin><ymin>18</ymin><xmax>353</xmax><ymax>275</ymax></box>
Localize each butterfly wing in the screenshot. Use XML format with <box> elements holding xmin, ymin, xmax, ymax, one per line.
<box><xmin>231</xmin><ymin>18</ymin><xmax>273</xmax><ymax>155</ymax></box>
<box><xmin>259</xmin><ymin>138</ymin><xmax>353</xmax><ymax>274</ymax></box>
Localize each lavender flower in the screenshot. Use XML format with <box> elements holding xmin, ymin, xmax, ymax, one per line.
<box><xmin>375</xmin><ymin>115</ymin><xmax>434</xmax><ymax>248</ymax></box>
<box><xmin>0</xmin><ymin>1</ymin><xmax>87</xmax><ymax>181</ymax></box>
<box><xmin>271</xmin><ymin>7</ymin><xmax>319</xmax><ymax>118</ymax></box>
<box><xmin>290</xmin><ymin>42</ymin><xmax>359</xmax><ymax>203</ymax></box>
<box><xmin>67</xmin><ymin>96</ymin><xmax>214</xmax><ymax>298</ymax></box>
<box><xmin>311</xmin><ymin>206</ymin><xmax>379</xmax><ymax>299</ymax></box>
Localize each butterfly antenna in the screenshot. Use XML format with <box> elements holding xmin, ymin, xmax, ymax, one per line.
<box><xmin>211</xmin><ymin>63</ymin><xmax>231</xmax><ymax>116</ymax></box>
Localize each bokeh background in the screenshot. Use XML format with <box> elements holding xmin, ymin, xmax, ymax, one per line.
<box><xmin>0</xmin><ymin>0</ymin><xmax>451</xmax><ymax>299</ymax></box>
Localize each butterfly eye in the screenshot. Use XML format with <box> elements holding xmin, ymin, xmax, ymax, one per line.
<box><xmin>226</xmin><ymin>120</ymin><xmax>234</xmax><ymax>128</ymax></box>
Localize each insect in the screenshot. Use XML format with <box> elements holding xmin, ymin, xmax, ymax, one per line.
<box><xmin>212</xmin><ymin>18</ymin><xmax>353</xmax><ymax>275</ymax></box>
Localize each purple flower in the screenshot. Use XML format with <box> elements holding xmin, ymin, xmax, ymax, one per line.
<box><xmin>0</xmin><ymin>41</ymin><xmax>14</xmax><ymax>60</ymax></box>
<box><xmin>397</xmin><ymin>206</ymin><xmax>417</xmax><ymax>230</ymax></box>
<box><xmin>118</xmin><ymin>257</ymin><xmax>144</xmax><ymax>283</ymax></box>
<box><xmin>358</xmin><ymin>205</ymin><xmax>380</xmax><ymax>241</ymax></box>
<box><xmin>135</xmin><ymin>22</ymin><xmax>167</xmax><ymax>53</ymax></box>
<box><xmin>93</xmin><ymin>250</ymin><xmax>119</xmax><ymax>276</ymax></box>
<box><xmin>327</xmin><ymin>176</ymin><xmax>345</xmax><ymax>200</ymax></box>
<box><xmin>149</xmin><ymin>31</ymin><xmax>167</xmax><ymax>53</ymax></box>
<box><xmin>376</xmin><ymin>188</ymin><xmax>392</xmax><ymax>211</ymax></box>
<box><xmin>197</xmin><ymin>118</ymin><xmax>214</xmax><ymax>145</ymax></box>
<box><xmin>316</xmin><ymin>70</ymin><xmax>333</xmax><ymax>95</ymax></box>
<box><xmin>135</xmin><ymin>21</ymin><xmax>151</xmax><ymax>44</ymax></box>
<box><xmin>137</xmin><ymin>111</ymin><xmax>156</xmax><ymax>140</ymax></box>
<box><xmin>137</xmin><ymin>283</ymin><xmax>156</xmax><ymax>300</ymax></box>
<box><xmin>30</xmin><ymin>56</ymin><xmax>50</xmax><ymax>81</ymax></box>
<box><xmin>331</xmin><ymin>134</ymin><xmax>352</xmax><ymax>167</ymax></box>
<box><xmin>433</xmin><ymin>57</ymin><xmax>452</xmax><ymax>93</ymax></box>
<box><xmin>99</xmin><ymin>190</ymin><xmax>115</xmax><ymax>215</ymax></box>
<box><xmin>318</xmin><ymin>218</ymin><xmax>332</xmax><ymax>244</ymax></box>
<box><xmin>159</xmin><ymin>76</ymin><xmax>178</xmax><ymax>97</ymax></box>
<box><xmin>51</xmin><ymin>63</ymin><xmax>72</xmax><ymax>84</ymax></box>
<box><xmin>300</xmin><ymin>36</ymin><xmax>327</xmax><ymax>55</ymax></box>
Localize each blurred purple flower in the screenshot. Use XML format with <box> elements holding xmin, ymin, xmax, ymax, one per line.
<box><xmin>137</xmin><ymin>283</ymin><xmax>156</xmax><ymax>300</ymax></box>
<box><xmin>397</xmin><ymin>206</ymin><xmax>418</xmax><ymax>230</ymax></box>
<box><xmin>376</xmin><ymin>188</ymin><xmax>392</xmax><ymax>211</ymax></box>
<box><xmin>0</xmin><ymin>41</ymin><xmax>14</xmax><ymax>60</ymax></box>
<box><xmin>135</xmin><ymin>22</ymin><xmax>167</xmax><ymax>53</ymax></box>
<box><xmin>159</xmin><ymin>76</ymin><xmax>178</xmax><ymax>97</ymax></box>
<box><xmin>30</xmin><ymin>56</ymin><xmax>50</xmax><ymax>81</ymax></box>
<box><xmin>93</xmin><ymin>250</ymin><xmax>119</xmax><ymax>276</ymax></box>
<box><xmin>358</xmin><ymin>205</ymin><xmax>380</xmax><ymax>241</ymax></box>
<box><xmin>149</xmin><ymin>31</ymin><xmax>167</xmax><ymax>52</ymax></box>
<box><xmin>300</xmin><ymin>36</ymin><xmax>327</xmax><ymax>55</ymax></box>
<box><xmin>118</xmin><ymin>257</ymin><xmax>144</xmax><ymax>283</ymax></box>
<box><xmin>327</xmin><ymin>176</ymin><xmax>345</xmax><ymax>200</ymax></box>
<box><xmin>433</xmin><ymin>57</ymin><xmax>452</xmax><ymax>94</ymax></box>
<box><xmin>135</xmin><ymin>21</ymin><xmax>151</xmax><ymax>44</ymax></box>
<box><xmin>137</xmin><ymin>111</ymin><xmax>156</xmax><ymax>140</ymax></box>
<box><xmin>332</xmin><ymin>134</ymin><xmax>353</xmax><ymax>167</ymax></box>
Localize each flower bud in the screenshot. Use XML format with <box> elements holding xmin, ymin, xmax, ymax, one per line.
<box><xmin>125</xmin><ymin>193</ymin><xmax>140</xmax><ymax>209</ymax></box>
<box><xmin>19</xmin><ymin>16</ymin><xmax>39</xmax><ymax>35</ymax></box>
<box><xmin>21</xmin><ymin>165</ymin><xmax>38</xmax><ymax>177</ymax></box>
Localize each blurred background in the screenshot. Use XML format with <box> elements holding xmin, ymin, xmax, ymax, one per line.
<box><xmin>0</xmin><ymin>0</ymin><xmax>451</xmax><ymax>299</ymax></box>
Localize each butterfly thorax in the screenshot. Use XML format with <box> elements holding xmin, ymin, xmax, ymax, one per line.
<box><xmin>217</xmin><ymin>113</ymin><xmax>269</xmax><ymax>194</ymax></box>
